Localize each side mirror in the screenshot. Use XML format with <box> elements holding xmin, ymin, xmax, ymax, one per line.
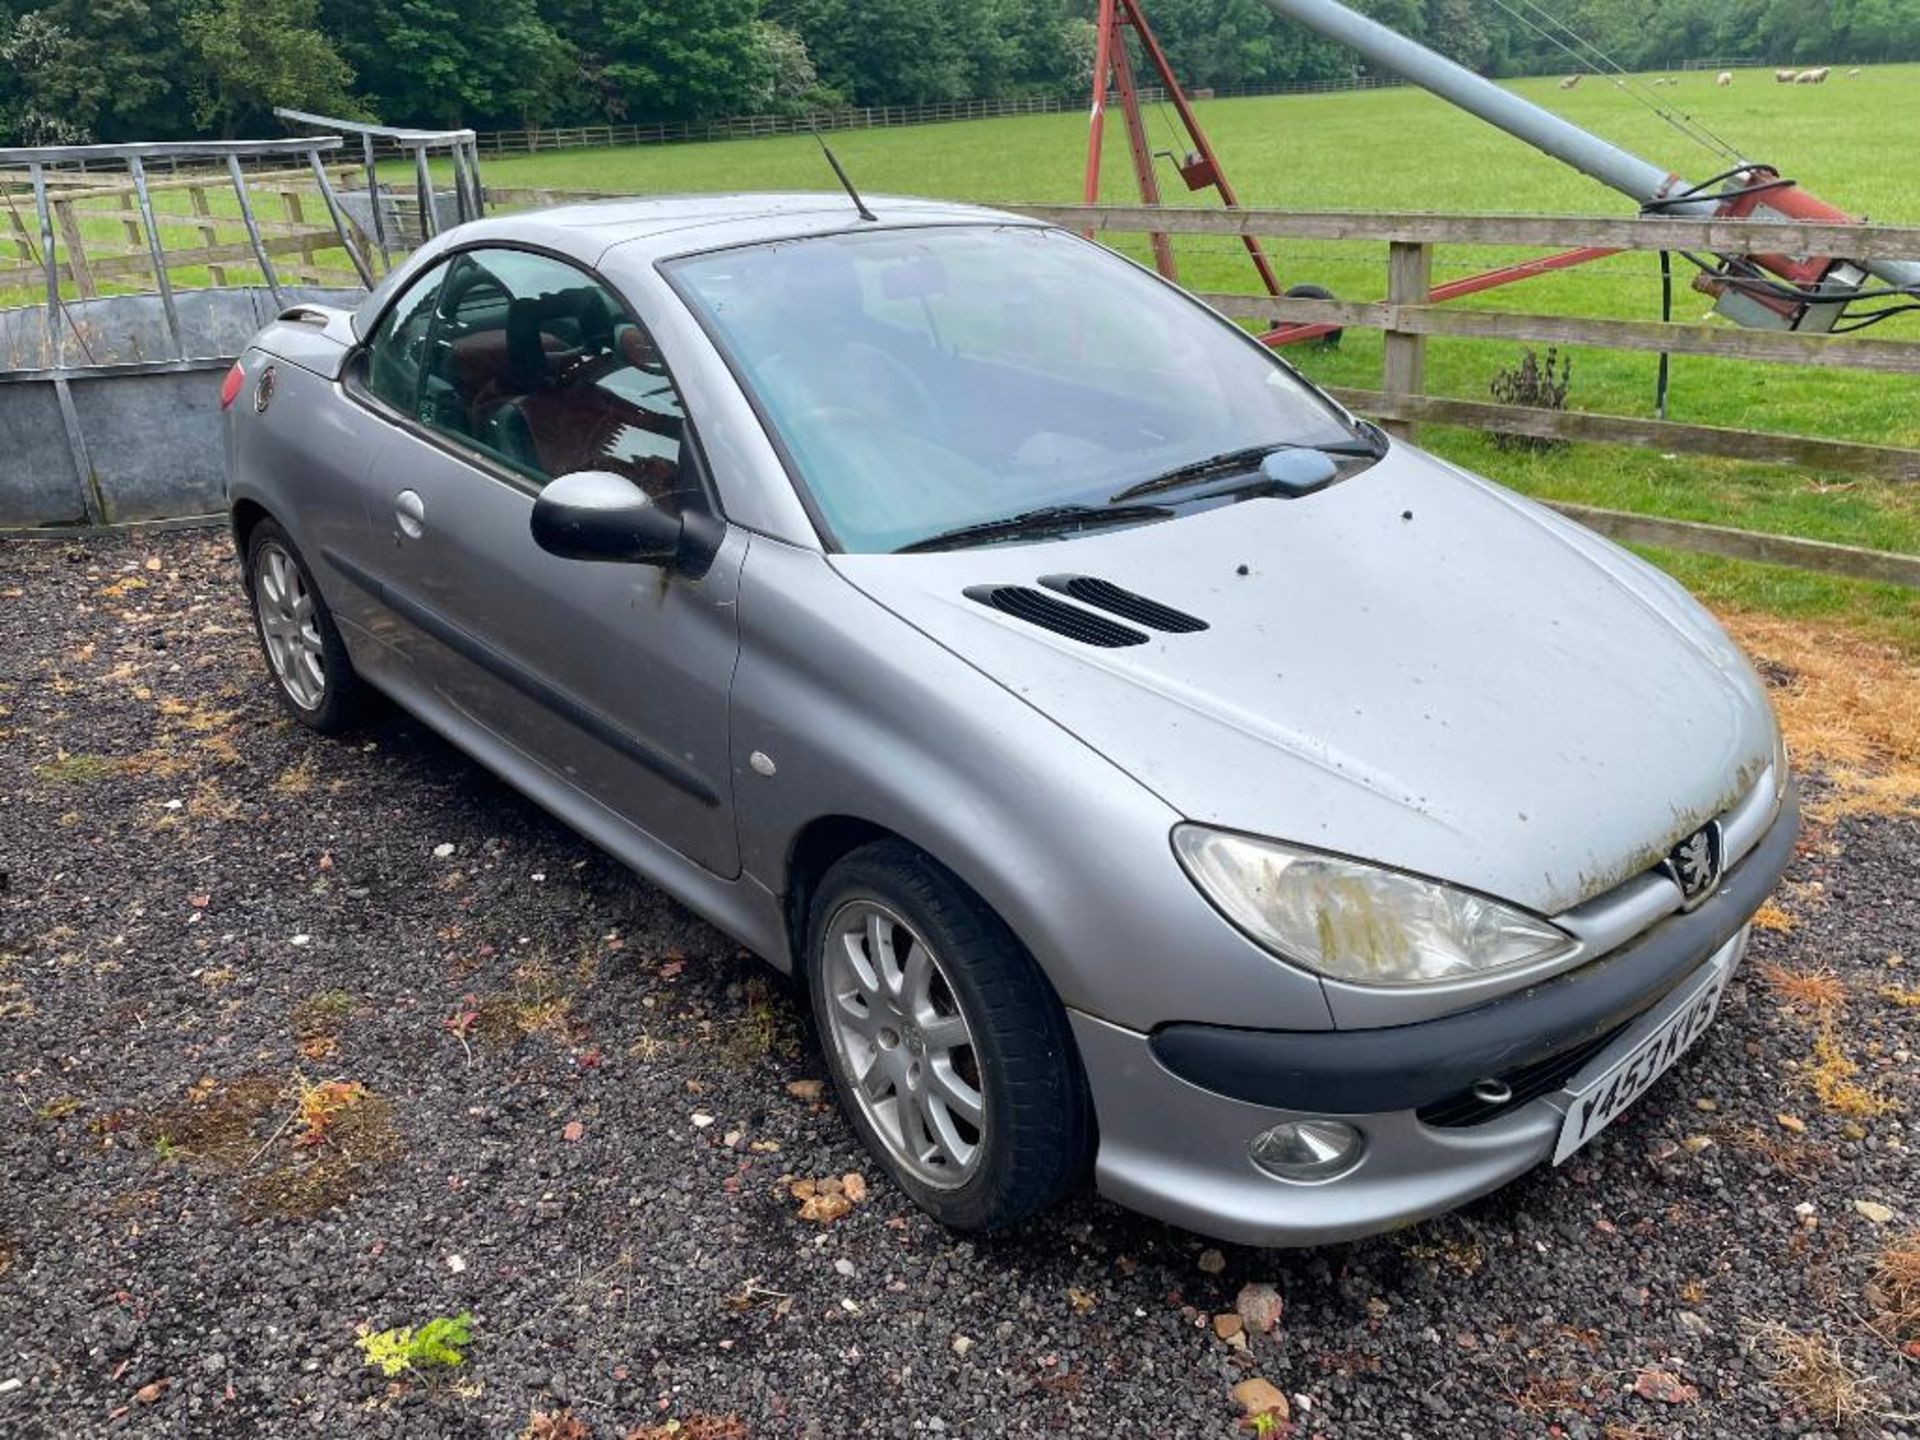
<box><xmin>532</xmin><ymin>470</ymin><xmax>683</xmax><ymax>566</ymax></box>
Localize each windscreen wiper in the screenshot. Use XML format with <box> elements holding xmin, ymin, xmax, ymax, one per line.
<box><xmin>1109</xmin><ymin>433</ymin><xmax>1384</xmax><ymax>506</ymax></box>
<box><xmin>895</xmin><ymin>502</ymin><xmax>1175</xmax><ymax>554</ymax></box>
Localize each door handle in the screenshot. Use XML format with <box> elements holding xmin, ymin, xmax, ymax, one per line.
<box><xmin>395</xmin><ymin>489</ymin><xmax>426</xmax><ymax>540</ymax></box>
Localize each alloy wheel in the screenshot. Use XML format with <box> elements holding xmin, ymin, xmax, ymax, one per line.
<box><xmin>254</xmin><ymin>541</ymin><xmax>326</xmax><ymax>711</ymax></box>
<box><xmin>819</xmin><ymin>899</ymin><xmax>987</xmax><ymax>1188</ymax></box>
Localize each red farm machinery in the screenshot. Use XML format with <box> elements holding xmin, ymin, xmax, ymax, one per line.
<box><xmin>1083</xmin><ymin>0</ymin><xmax>1920</xmax><ymax>345</ymax></box>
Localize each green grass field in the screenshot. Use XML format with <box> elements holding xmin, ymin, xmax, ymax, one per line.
<box><xmin>10</xmin><ymin>67</ymin><xmax>1918</xmax><ymax>646</ymax></box>
<box><xmin>468</xmin><ymin>66</ymin><xmax>1920</xmax><ymax>650</ymax></box>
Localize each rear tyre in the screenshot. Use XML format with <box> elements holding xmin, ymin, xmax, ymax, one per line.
<box><xmin>245</xmin><ymin>518</ymin><xmax>364</xmax><ymax>734</ymax></box>
<box><xmin>806</xmin><ymin>840</ymin><xmax>1092</xmax><ymax>1232</ymax></box>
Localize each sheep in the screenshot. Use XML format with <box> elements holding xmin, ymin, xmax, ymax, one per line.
<box><xmin>1806</xmin><ymin>66</ymin><xmax>1830</xmax><ymax>83</ymax></box>
<box><xmin>1559</xmin><ymin>74</ymin><xmax>1581</xmax><ymax>90</ymax></box>
<box><xmin>1716</xmin><ymin>71</ymin><xmax>1733</xmax><ymax>87</ymax></box>
<box><xmin>1848</xmin><ymin>66</ymin><xmax>1863</xmax><ymax>76</ymax></box>
<box><xmin>1776</xmin><ymin>69</ymin><xmax>1798</xmax><ymax>83</ymax></box>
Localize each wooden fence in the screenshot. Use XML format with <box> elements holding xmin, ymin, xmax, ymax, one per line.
<box><xmin>1013</xmin><ymin>203</ymin><xmax>1920</xmax><ymax>589</ymax></box>
<box><xmin>449</xmin><ymin>78</ymin><xmax>1413</xmax><ymax>157</ymax></box>
<box><xmin>0</xmin><ymin>165</ymin><xmax>362</xmax><ymax>302</ymax></box>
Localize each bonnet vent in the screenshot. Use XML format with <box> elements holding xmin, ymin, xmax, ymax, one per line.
<box><xmin>963</xmin><ymin>585</ymin><xmax>1147</xmax><ymax>648</ymax></box>
<box><xmin>1038</xmin><ymin>574</ymin><xmax>1207</xmax><ymax>633</ymax></box>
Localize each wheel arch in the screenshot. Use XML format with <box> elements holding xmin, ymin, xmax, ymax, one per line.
<box><xmin>782</xmin><ymin>814</ymin><xmax>901</xmax><ymax>984</ymax></box>
<box><xmin>230</xmin><ymin>496</ymin><xmax>273</xmax><ymax>564</ymax></box>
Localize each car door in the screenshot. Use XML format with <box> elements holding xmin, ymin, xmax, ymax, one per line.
<box><xmin>342</xmin><ymin>245</ymin><xmax>745</xmax><ymax>877</ymax></box>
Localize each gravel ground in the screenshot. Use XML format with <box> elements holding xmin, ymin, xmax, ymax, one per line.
<box><xmin>2</xmin><ymin>528</ymin><xmax>1916</xmax><ymax>1440</ymax></box>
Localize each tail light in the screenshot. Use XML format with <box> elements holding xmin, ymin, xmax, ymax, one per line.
<box><xmin>219</xmin><ymin>361</ymin><xmax>245</xmax><ymax>410</ymax></box>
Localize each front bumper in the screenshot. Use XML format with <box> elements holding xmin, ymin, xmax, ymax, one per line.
<box><xmin>1072</xmin><ymin>783</ymin><xmax>1798</xmax><ymax>1247</ymax></box>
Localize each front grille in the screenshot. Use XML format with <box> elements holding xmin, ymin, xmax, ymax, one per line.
<box><xmin>1418</xmin><ymin>1024</ymin><xmax>1626</xmax><ymax>1127</ymax></box>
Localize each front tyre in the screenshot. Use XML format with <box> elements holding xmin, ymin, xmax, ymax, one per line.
<box><xmin>806</xmin><ymin>840</ymin><xmax>1092</xmax><ymax>1232</ymax></box>
<box><xmin>245</xmin><ymin>518</ymin><xmax>364</xmax><ymax>733</ymax></box>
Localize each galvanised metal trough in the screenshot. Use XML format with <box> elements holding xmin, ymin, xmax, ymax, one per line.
<box><xmin>2</xmin><ymin>124</ymin><xmax>483</xmax><ymax>530</ymax></box>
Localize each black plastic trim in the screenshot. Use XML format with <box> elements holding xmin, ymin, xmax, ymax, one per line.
<box><xmin>319</xmin><ymin>546</ymin><xmax>721</xmax><ymax>808</ymax></box>
<box><xmin>1150</xmin><ymin>782</ymin><xmax>1800</xmax><ymax>1115</ymax></box>
<box><xmin>963</xmin><ymin>584</ymin><xmax>1148</xmax><ymax>647</ymax></box>
<box><xmin>1039</xmin><ymin>574</ymin><xmax>1208</xmax><ymax>633</ymax></box>
<box><xmin>1417</xmin><ymin>1023</ymin><xmax>1624</xmax><ymax>1126</ymax></box>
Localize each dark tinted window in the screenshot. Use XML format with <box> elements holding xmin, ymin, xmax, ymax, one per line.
<box><xmin>363</xmin><ymin>262</ymin><xmax>448</xmax><ymax>414</ymax></box>
<box><xmin>415</xmin><ymin>249</ymin><xmax>695</xmax><ymax>511</ymax></box>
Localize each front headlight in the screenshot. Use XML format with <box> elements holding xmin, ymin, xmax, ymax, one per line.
<box><xmin>1173</xmin><ymin>826</ymin><xmax>1575</xmax><ymax>986</ymax></box>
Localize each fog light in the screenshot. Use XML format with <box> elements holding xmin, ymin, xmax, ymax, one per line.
<box><xmin>1249</xmin><ymin>1120</ymin><xmax>1364</xmax><ymax>1182</ymax></box>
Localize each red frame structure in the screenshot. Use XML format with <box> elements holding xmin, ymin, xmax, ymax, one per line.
<box><xmin>1084</xmin><ymin>0</ymin><xmax>1638</xmax><ymax>350</ymax></box>
<box><xmin>1083</xmin><ymin>0</ymin><xmax>1283</xmax><ymax>298</ymax></box>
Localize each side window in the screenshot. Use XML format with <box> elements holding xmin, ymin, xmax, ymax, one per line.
<box><xmin>364</xmin><ymin>262</ymin><xmax>451</xmax><ymax>415</ymax></box>
<box><xmin>414</xmin><ymin>248</ymin><xmax>697</xmax><ymax>513</ymax></box>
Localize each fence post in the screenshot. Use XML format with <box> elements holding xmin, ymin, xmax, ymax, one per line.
<box><xmin>1382</xmin><ymin>239</ymin><xmax>1432</xmax><ymax>441</ymax></box>
<box><xmin>6</xmin><ymin>202</ymin><xmax>34</xmax><ymax>263</ymax></box>
<box><xmin>281</xmin><ymin>188</ymin><xmax>320</xmax><ymax>283</ymax></box>
<box><xmin>116</xmin><ymin>189</ymin><xmax>142</xmax><ymax>248</ymax></box>
<box><xmin>187</xmin><ymin>182</ymin><xmax>228</xmax><ymax>286</ymax></box>
<box><xmin>51</xmin><ymin>199</ymin><xmax>97</xmax><ymax>298</ymax></box>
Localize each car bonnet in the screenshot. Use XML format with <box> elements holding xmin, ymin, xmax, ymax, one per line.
<box><xmin>828</xmin><ymin>445</ymin><xmax>1778</xmax><ymax>917</ymax></box>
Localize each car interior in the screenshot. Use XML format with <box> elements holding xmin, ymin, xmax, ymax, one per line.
<box><xmin>414</xmin><ymin>256</ymin><xmax>690</xmax><ymax>506</ymax></box>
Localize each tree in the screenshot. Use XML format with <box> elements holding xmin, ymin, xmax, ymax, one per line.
<box><xmin>181</xmin><ymin>0</ymin><xmax>358</xmax><ymax>136</ymax></box>
<box><xmin>599</xmin><ymin>0</ymin><xmax>768</xmax><ymax>119</ymax></box>
<box><xmin>320</xmin><ymin>0</ymin><xmax>569</xmax><ymax>129</ymax></box>
<box><xmin>769</xmin><ymin>0</ymin><xmax>971</xmax><ymax>105</ymax></box>
<box><xmin>1425</xmin><ymin>0</ymin><xmax>1490</xmax><ymax>71</ymax></box>
<box><xmin>25</xmin><ymin>0</ymin><xmax>186</xmax><ymax>141</ymax></box>
<box><xmin>0</xmin><ymin>14</ymin><xmax>90</xmax><ymax>144</ymax></box>
<box><xmin>751</xmin><ymin>20</ymin><xmax>829</xmax><ymax>112</ymax></box>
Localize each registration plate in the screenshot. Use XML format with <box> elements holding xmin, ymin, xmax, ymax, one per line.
<box><xmin>1551</xmin><ymin>957</ymin><xmax>1731</xmax><ymax>1164</ymax></box>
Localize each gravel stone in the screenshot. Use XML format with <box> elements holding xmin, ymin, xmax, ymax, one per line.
<box><xmin>1</xmin><ymin>530</ymin><xmax>1916</xmax><ymax>1437</ymax></box>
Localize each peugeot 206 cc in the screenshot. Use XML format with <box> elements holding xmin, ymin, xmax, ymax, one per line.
<box><xmin>223</xmin><ymin>194</ymin><xmax>1796</xmax><ymax>1245</ymax></box>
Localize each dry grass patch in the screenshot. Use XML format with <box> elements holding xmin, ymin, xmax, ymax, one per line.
<box><xmin>143</xmin><ymin>1072</ymin><xmax>401</xmax><ymax>1220</ymax></box>
<box><xmin>273</xmin><ymin>753</ymin><xmax>319</xmax><ymax>794</ymax></box>
<box><xmin>1742</xmin><ymin>1321</ymin><xmax>1881</xmax><ymax>1428</ymax></box>
<box><xmin>627</xmin><ymin>1417</ymin><xmax>748</xmax><ymax>1440</ymax></box>
<box><xmin>712</xmin><ymin>975</ymin><xmax>803</xmax><ymax>1068</ymax></box>
<box><xmin>145</xmin><ymin>1074</ymin><xmax>284</xmax><ymax>1166</ymax></box>
<box><xmin>1721</xmin><ymin>611</ymin><xmax>1920</xmax><ymax>822</ymax></box>
<box><xmin>1760</xmin><ymin>963</ymin><xmax>1848</xmax><ymax>1015</ymax></box>
<box><xmin>1713</xmin><ymin>1123</ymin><xmax>1831</xmax><ymax>1179</ymax></box>
<box><xmin>1806</xmin><ymin>1023</ymin><xmax>1898</xmax><ymax>1119</ymax></box>
<box><xmin>465</xmin><ymin>957</ymin><xmax>584</xmax><ymax>1052</ymax></box>
<box><xmin>34</xmin><ymin>752</ymin><xmax>124</xmax><ymax>785</ymax></box>
<box><xmin>290</xmin><ymin>989</ymin><xmax>357</xmax><ymax>1060</ymax></box>
<box><xmin>1870</xmin><ymin>1232</ymin><xmax>1920</xmax><ymax>1338</ymax></box>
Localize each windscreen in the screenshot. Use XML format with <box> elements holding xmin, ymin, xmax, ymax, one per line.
<box><xmin>667</xmin><ymin>225</ymin><xmax>1362</xmax><ymax>553</ymax></box>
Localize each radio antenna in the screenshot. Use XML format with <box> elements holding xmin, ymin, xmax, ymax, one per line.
<box><xmin>811</xmin><ymin>126</ymin><xmax>877</xmax><ymax>223</ymax></box>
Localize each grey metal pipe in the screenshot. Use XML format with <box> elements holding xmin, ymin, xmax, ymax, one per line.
<box><xmin>413</xmin><ymin>145</ymin><xmax>437</xmax><ymax>241</ymax></box>
<box><xmin>226</xmin><ymin>153</ymin><xmax>286</xmax><ymax>307</ymax></box>
<box><xmin>1260</xmin><ymin>0</ymin><xmax>1709</xmax><ymax>212</ymax></box>
<box><xmin>128</xmin><ymin>156</ymin><xmax>186</xmax><ymax>360</ymax></box>
<box><xmin>362</xmin><ymin>132</ymin><xmax>391</xmax><ymax>269</ymax></box>
<box><xmin>1259</xmin><ymin>0</ymin><xmax>1920</xmax><ymax>291</ymax></box>
<box><xmin>307</xmin><ymin>149</ymin><xmax>376</xmax><ymax>287</ymax></box>
<box><xmin>29</xmin><ymin>161</ymin><xmax>60</xmax><ymax>365</ymax></box>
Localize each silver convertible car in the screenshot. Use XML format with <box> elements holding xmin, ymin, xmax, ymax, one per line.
<box><xmin>223</xmin><ymin>192</ymin><xmax>1796</xmax><ymax>1246</ymax></box>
